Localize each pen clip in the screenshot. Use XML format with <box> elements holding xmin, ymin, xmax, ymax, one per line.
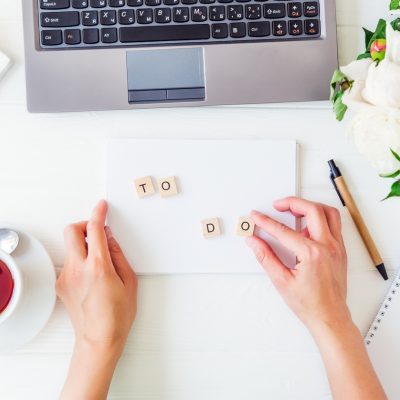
<box><xmin>330</xmin><ymin>173</ymin><xmax>346</xmax><ymax>207</ymax></box>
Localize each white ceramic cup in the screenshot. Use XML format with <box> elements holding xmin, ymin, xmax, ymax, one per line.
<box><xmin>0</xmin><ymin>249</ymin><xmax>23</xmax><ymax>324</ymax></box>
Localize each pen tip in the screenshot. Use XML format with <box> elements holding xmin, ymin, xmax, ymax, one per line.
<box><xmin>376</xmin><ymin>263</ymin><xmax>389</xmax><ymax>281</ymax></box>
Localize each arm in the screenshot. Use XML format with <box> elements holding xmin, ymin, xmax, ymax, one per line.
<box><xmin>56</xmin><ymin>200</ymin><xmax>138</xmax><ymax>400</ymax></box>
<box><xmin>246</xmin><ymin>197</ymin><xmax>386</xmax><ymax>400</ymax></box>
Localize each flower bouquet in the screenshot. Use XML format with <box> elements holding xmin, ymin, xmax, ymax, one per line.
<box><xmin>330</xmin><ymin>1</ymin><xmax>400</xmax><ymax>200</ymax></box>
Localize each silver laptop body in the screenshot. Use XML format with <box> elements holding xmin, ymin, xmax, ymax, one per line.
<box><xmin>22</xmin><ymin>0</ymin><xmax>337</xmax><ymax>112</ymax></box>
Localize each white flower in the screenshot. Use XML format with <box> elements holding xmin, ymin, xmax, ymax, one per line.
<box><xmin>347</xmin><ymin>109</ymin><xmax>400</xmax><ymax>174</ymax></box>
<box><xmin>339</xmin><ymin>24</ymin><xmax>400</xmax><ymax>174</ymax></box>
<box><xmin>386</xmin><ymin>22</ymin><xmax>400</xmax><ymax>63</ymax></box>
<box><xmin>362</xmin><ymin>25</ymin><xmax>400</xmax><ymax>109</ymax></box>
<box><xmin>341</xmin><ymin>58</ymin><xmax>372</xmax><ymax>81</ymax></box>
<box><xmin>341</xmin><ymin>59</ymin><xmax>374</xmax><ymax>113</ymax></box>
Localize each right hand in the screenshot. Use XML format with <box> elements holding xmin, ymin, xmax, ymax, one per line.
<box><xmin>246</xmin><ymin>197</ymin><xmax>350</xmax><ymax>333</ymax></box>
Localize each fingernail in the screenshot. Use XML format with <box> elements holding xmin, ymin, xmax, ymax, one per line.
<box><xmin>105</xmin><ymin>226</ymin><xmax>113</xmax><ymax>239</ymax></box>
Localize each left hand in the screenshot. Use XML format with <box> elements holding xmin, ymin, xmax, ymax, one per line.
<box><xmin>57</xmin><ymin>200</ymin><xmax>138</xmax><ymax>355</ymax></box>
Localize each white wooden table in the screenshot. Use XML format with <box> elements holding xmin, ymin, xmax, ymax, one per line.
<box><xmin>0</xmin><ymin>1</ymin><xmax>399</xmax><ymax>399</ymax></box>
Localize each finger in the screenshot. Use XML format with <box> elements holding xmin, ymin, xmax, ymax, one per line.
<box><xmin>301</xmin><ymin>227</ymin><xmax>310</xmax><ymax>239</ymax></box>
<box><xmin>246</xmin><ymin>236</ymin><xmax>293</xmax><ymax>289</ymax></box>
<box><xmin>105</xmin><ymin>227</ymin><xmax>137</xmax><ymax>288</ymax></box>
<box><xmin>323</xmin><ymin>206</ymin><xmax>343</xmax><ymax>242</ymax></box>
<box><xmin>64</xmin><ymin>221</ymin><xmax>88</xmax><ymax>261</ymax></box>
<box><xmin>250</xmin><ymin>210</ymin><xmax>308</xmax><ymax>255</ymax></box>
<box><xmin>87</xmin><ymin>200</ymin><xmax>111</xmax><ymax>260</ymax></box>
<box><xmin>273</xmin><ymin>197</ymin><xmax>332</xmax><ymax>241</ymax></box>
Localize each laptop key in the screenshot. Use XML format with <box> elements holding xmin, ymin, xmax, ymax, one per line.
<box><xmin>304</xmin><ymin>1</ymin><xmax>318</xmax><ymax>17</ymax></box>
<box><xmin>191</xmin><ymin>7</ymin><xmax>207</xmax><ymax>22</ymax></box>
<box><xmin>137</xmin><ymin>8</ymin><xmax>153</xmax><ymax>23</ymax></box>
<box><xmin>155</xmin><ymin>8</ymin><xmax>172</xmax><ymax>23</ymax></box>
<box><xmin>91</xmin><ymin>0</ymin><xmax>107</xmax><ymax>7</ymax></box>
<box><xmin>305</xmin><ymin>19</ymin><xmax>319</xmax><ymax>35</ymax></box>
<box><xmin>248</xmin><ymin>21</ymin><xmax>270</xmax><ymax>37</ymax></box>
<box><xmin>288</xmin><ymin>19</ymin><xmax>302</xmax><ymax>35</ymax></box>
<box><xmin>65</xmin><ymin>29</ymin><xmax>81</xmax><ymax>44</ymax></box>
<box><xmin>272</xmin><ymin>20</ymin><xmax>286</xmax><ymax>36</ymax></box>
<box><xmin>245</xmin><ymin>4</ymin><xmax>261</xmax><ymax>19</ymax></box>
<box><xmin>287</xmin><ymin>2</ymin><xmax>302</xmax><ymax>18</ymax></box>
<box><xmin>101</xmin><ymin>27</ymin><xmax>118</xmax><ymax>42</ymax></box>
<box><xmin>41</xmin><ymin>11</ymin><xmax>80</xmax><ymax>27</ymax></box>
<box><xmin>72</xmin><ymin>0</ymin><xmax>88</xmax><ymax>8</ymax></box>
<box><xmin>83</xmin><ymin>28</ymin><xmax>99</xmax><ymax>43</ymax></box>
<box><xmin>120</xmin><ymin>24</ymin><xmax>210</xmax><ymax>42</ymax></box>
<box><xmin>40</xmin><ymin>0</ymin><xmax>70</xmax><ymax>9</ymax></box>
<box><xmin>41</xmin><ymin>30</ymin><xmax>63</xmax><ymax>45</ymax></box>
<box><xmin>209</xmin><ymin>6</ymin><xmax>225</xmax><ymax>21</ymax></box>
<box><xmin>263</xmin><ymin>3</ymin><xmax>285</xmax><ymax>19</ymax></box>
<box><xmin>127</xmin><ymin>0</ymin><xmax>143</xmax><ymax>5</ymax></box>
<box><xmin>82</xmin><ymin>10</ymin><xmax>98</xmax><ymax>25</ymax></box>
<box><xmin>146</xmin><ymin>0</ymin><xmax>162</xmax><ymax>6</ymax></box>
<box><xmin>212</xmin><ymin>23</ymin><xmax>228</xmax><ymax>38</ymax></box>
<box><xmin>230</xmin><ymin>22</ymin><xmax>246</xmax><ymax>37</ymax></box>
<box><xmin>173</xmin><ymin>7</ymin><xmax>190</xmax><ymax>22</ymax></box>
<box><xmin>227</xmin><ymin>5</ymin><xmax>243</xmax><ymax>20</ymax></box>
<box><xmin>119</xmin><ymin>9</ymin><xmax>135</xmax><ymax>24</ymax></box>
<box><xmin>164</xmin><ymin>0</ymin><xmax>179</xmax><ymax>5</ymax></box>
<box><xmin>100</xmin><ymin>10</ymin><xmax>117</xmax><ymax>24</ymax></box>
<box><xmin>109</xmin><ymin>0</ymin><xmax>125</xmax><ymax>6</ymax></box>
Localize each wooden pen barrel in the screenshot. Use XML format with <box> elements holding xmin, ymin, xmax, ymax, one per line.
<box><xmin>334</xmin><ymin>176</ymin><xmax>383</xmax><ymax>266</ymax></box>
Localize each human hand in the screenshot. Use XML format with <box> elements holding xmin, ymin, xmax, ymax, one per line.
<box><xmin>57</xmin><ymin>200</ymin><xmax>138</xmax><ymax>400</ymax></box>
<box><xmin>247</xmin><ymin>197</ymin><xmax>350</xmax><ymax>333</ymax></box>
<box><xmin>57</xmin><ymin>200</ymin><xmax>138</xmax><ymax>355</ymax></box>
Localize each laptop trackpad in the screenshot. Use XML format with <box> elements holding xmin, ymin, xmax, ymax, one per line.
<box><xmin>126</xmin><ymin>48</ymin><xmax>205</xmax><ymax>103</ymax></box>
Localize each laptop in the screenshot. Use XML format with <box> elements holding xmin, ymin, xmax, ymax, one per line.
<box><xmin>22</xmin><ymin>0</ymin><xmax>337</xmax><ymax>112</ymax></box>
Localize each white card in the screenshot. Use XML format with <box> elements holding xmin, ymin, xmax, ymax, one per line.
<box><xmin>107</xmin><ymin>139</ymin><xmax>298</xmax><ymax>274</ymax></box>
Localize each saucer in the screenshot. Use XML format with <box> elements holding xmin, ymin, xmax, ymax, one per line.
<box><xmin>0</xmin><ymin>228</ymin><xmax>56</xmax><ymax>353</ymax></box>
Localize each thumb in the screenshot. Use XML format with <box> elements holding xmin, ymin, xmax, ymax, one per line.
<box><xmin>105</xmin><ymin>226</ymin><xmax>137</xmax><ymax>287</ymax></box>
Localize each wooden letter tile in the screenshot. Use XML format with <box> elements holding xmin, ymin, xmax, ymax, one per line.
<box><xmin>201</xmin><ymin>218</ymin><xmax>222</xmax><ymax>239</ymax></box>
<box><xmin>236</xmin><ymin>217</ymin><xmax>255</xmax><ymax>237</ymax></box>
<box><xmin>158</xmin><ymin>176</ymin><xmax>179</xmax><ymax>198</ymax></box>
<box><xmin>134</xmin><ymin>176</ymin><xmax>155</xmax><ymax>198</ymax></box>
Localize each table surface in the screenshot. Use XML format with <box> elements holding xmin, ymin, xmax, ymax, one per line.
<box><xmin>0</xmin><ymin>1</ymin><xmax>399</xmax><ymax>399</ymax></box>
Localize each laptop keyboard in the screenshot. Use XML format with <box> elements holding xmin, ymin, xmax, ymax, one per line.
<box><xmin>38</xmin><ymin>0</ymin><xmax>321</xmax><ymax>49</ymax></box>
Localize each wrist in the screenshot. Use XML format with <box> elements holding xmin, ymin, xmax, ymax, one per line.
<box><xmin>60</xmin><ymin>339</ymin><xmax>122</xmax><ymax>400</ymax></box>
<box><xmin>308</xmin><ymin>314</ymin><xmax>359</xmax><ymax>346</ymax></box>
<box><xmin>74</xmin><ymin>337</ymin><xmax>123</xmax><ymax>366</ymax></box>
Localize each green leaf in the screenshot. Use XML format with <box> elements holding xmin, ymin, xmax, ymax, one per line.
<box><xmin>382</xmin><ymin>180</ymin><xmax>400</xmax><ymax>200</ymax></box>
<box><xmin>330</xmin><ymin>69</ymin><xmax>347</xmax><ymax>101</ymax></box>
<box><xmin>357</xmin><ymin>52</ymin><xmax>372</xmax><ymax>60</ymax></box>
<box><xmin>390</xmin><ymin>148</ymin><xmax>400</xmax><ymax>162</ymax></box>
<box><xmin>380</xmin><ymin>170</ymin><xmax>400</xmax><ymax>178</ymax></box>
<box><xmin>391</xmin><ymin>18</ymin><xmax>400</xmax><ymax>31</ymax></box>
<box><xmin>363</xmin><ymin>27</ymin><xmax>374</xmax><ymax>50</ymax></box>
<box><xmin>333</xmin><ymin>91</ymin><xmax>348</xmax><ymax>121</ymax></box>
<box><xmin>329</xmin><ymin>70</ymin><xmax>351</xmax><ymax>121</ymax></box>
<box><xmin>390</xmin><ymin>0</ymin><xmax>400</xmax><ymax>11</ymax></box>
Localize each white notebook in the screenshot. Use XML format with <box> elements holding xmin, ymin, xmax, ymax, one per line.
<box><xmin>366</xmin><ymin>268</ymin><xmax>400</xmax><ymax>400</ymax></box>
<box><xmin>107</xmin><ymin>139</ymin><xmax>298</xmax><ymax>274</ymax></box>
